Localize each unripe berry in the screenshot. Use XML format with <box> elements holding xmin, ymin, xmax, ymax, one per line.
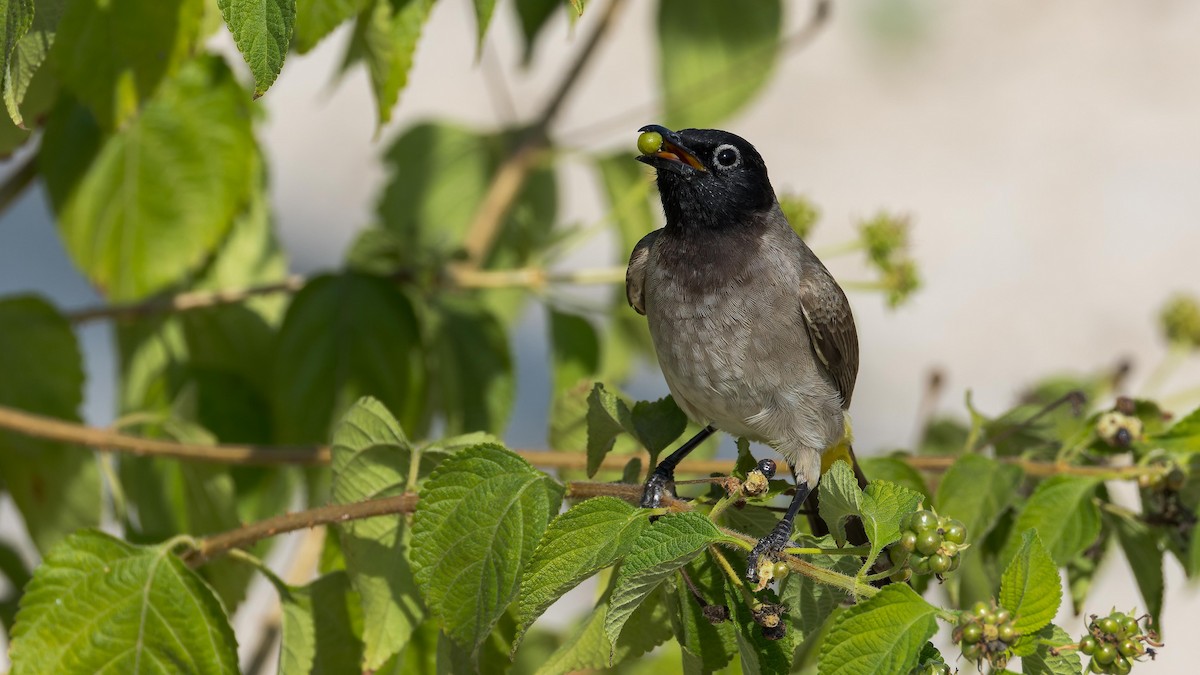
<box><xmin>1095</xmin><ymin>643</ymin><xmax>1117</xmax><ymax>665</ymax></box>
<box><xmin>961</xmin><ymin>623</ymin><xmax>983</xmax><ymax>643</ymax></box>
<box><xmin>929</xmin><ymin>553</ymin><xmax>951</xmax><ymax>574</ymax></box>
<box><xmin>909</xmin><ymin>510</ymin><xmax>938</xmax><ymax>532</ymax></box>
<box><xmin>916</xmin><ymin>532</ymin><xmax>942</xmax><ymax>556</ymax></box>
<box><xmin>942</xmin><ymin>519</ymin><xmax>967</xmax><ymax>544</ymax></box>
<box><xmin>1080</xmin><ymin>635</ymin><xmax>1097</xmax><ymax>655</ymax></box>
<box><xmin>637</xmin><ymin>130</ymin><xmax>664</xmax><ymax>156</ymax></box>
<box><xmin>997</xmin><ymin>623</ymin><xmax>1015</xmax><ymax>643</ymax></box>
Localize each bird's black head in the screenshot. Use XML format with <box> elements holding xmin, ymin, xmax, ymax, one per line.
<box><xmin>636</xmin><ymin>125</ymin><xmax>776</xmax><ymax>232</ymax></box>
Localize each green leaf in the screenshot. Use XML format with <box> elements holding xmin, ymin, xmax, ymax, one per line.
<box><xmin>471</xmin><ymin>0</ymin><xmax>494</xmax><ymax>51</ymax></box>
<box><xmin>354</xmin><ymin>0</ymin><xmax>433</xmax><ymax>127</ymax></box>
<box><xmin>373</xmin><ymin>122</ymin><xmax>558</xmax><ymax>289</ymax></box>
<box><xmin>630</xmin><ymin>396</ymin><xmax>688</xmax><ymax>468</ymax></box>
<box><xmin>999</xmin><ymin>530</ymin><xmax>1061</xmax><ymax>636</ymax></box>
<box><xmin>50</xmin><ymin>0</ymin><xmax>202</xmax><ymax>129</ymax></box>
<box><xmin>514</xmin><ymin>0</ymin><xmax>560</xmax><ymax>64</ymax></box>
<box><xmin>535</xmin><ymin>582</ymin><xmax>672</xmax><ymax>675</ymax></box>
<box><xmin>603</xmin><ymin>513</ymin><xmax>726</xmax><ymax>658</ymax></box>
<box><xmin>1110</xmin><ymin>513</ymin><xmax>1163</xmax><ymax>631</ymax></box>
<box><xmin>549</xmin><ymin>308</ymin><xmax>600</xmax><ymax>396</ymax></box>
<box><xmin>726</xmin><ymin>585</ymin><xmax>793</xmax><ymax>674</ymax></box>
<box><xmin>860</xmin><ymin>455</ymin><xmax>930</xmax><ymax>501</ymax></box>
<box><xmin>41</xmin><ymin>56</ymin><xmax>257</xmax><ymax>300</ymax></box>
<box><xmin>1002</xmin><ymin>476</ymin><xmax>1100</xmax><ymax>566</ymax></box>
<box><xmin>218</xmin><ymin>0</ymin><xmax>296</xmax><ymax>96</ymax></box>
<box><xmin>1021</xmin><ymin>624</ymin><xmax>1082</xmax><ymax>675</ymax></box>
<box><xmin>265</xmin><ymin>571</ymin><xmax>364</xmax><ymax>675</ymax></box>
<box><xmin>516</xmin><ymin>496</ymin><xmax>649</xmax><ymax>649</ymax></box>
<box><xmin>0</xmin><ymin>296</ymin><xmax>99</xmax><ymax>552</ymax></box>
<box><xmin>818</xmin><ymin>584</ymin><xmax>940</xmax><ymax>675</ymax></box>
<box><xmin>0</xmin><ymin>0</ymin><xmax>34</xmax><ymax>125</ymax></box>
<box><xmin>329</xmin><ymin>398</ymin><xmax>424</xmax><ymax>669</ymax></box>
<box><xmin>587</xmin><ymin>382</ymin><xmax>634</xmax><ymax>477</ymax></box>
<box><xmin>817</xmin><ymin>460</ymin><xmax>863</xmax><ymax>546</ymax></box>
<box><xmin>656</xmin><ymin>0</ymin><xmax>782</xmax><ymax>129</ymax></box>
<box><xmin>412</xmin><ymin>443</ymin><xmax>556</xmax><ymax>657</ymax></box>
<box><xmin>935</xmin><ymin>453</ymin><xmax>1022</xmax><ymax>543</ymax></box>
<box><xmin>1150</xmin><ymin>405</ymin><xmax>1200</xmax><ymax>452</ymax></box>
<box><xmin>859</xmin><ymin>479</ymin><xmax>925</xmax><ymax>570</ymax></box>
<box><xmin>780</xmin><ymin>536</ymin><xmax>860</xmax><ymax>643</ymax></box>
<box><xmin>9</xmin><ymin>530</ymin><xmax>238</xmax><ymax>673</ymax></box>
<box><xmin>669</xmin><ymin>556</ymin><xmax>736</xmax><ymax>672</ymax></box>
<box><xmin>272</xmin><ymin>272</ymin><xmax>425</xmax><ymax>443</ymax></box>
<box><xmin>294</xmin><ymin>0</ymin><xmax>364</xmax><ymax>52</ymax></box>
<box><xmin>428</xmin><ymin>298</ymin><xmax>514</xmax><ymax>435</ymax></box>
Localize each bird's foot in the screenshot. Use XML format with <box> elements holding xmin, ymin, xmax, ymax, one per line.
<box><xmin>639</xmin><ymin>468</ymin><xmax>674</xmax><ymax>509</ymax></box>
<box><xmin>746</xmin><ymin>519</ymin><xmax>795</xmax><ymax>585</ymax></box>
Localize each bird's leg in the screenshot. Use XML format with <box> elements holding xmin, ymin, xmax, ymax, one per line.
<box><xmin>639</xmin><ymin>425</ymin><xmax>717</xmax><ymax>508</ymax></box>
<box><xmin>746</xmin><ymin>471</ymin><xmax>812</xmax><ymax>583</ymax></box>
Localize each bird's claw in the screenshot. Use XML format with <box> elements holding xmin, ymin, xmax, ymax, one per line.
<box><xmin>639</xmin><ymin>469</ymin><xmax>674</xmax><ymax>509</ymax></box>
<box><xmin>746</xmin><ymin>520</ymin><xmax>794</xmax><ymax>584</ymax></box>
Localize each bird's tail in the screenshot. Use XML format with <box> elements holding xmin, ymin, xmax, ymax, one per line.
<box><xmin>804</xmin><ymin>438</ymin><xmax>870</xmax><ymax>543</ymax></box>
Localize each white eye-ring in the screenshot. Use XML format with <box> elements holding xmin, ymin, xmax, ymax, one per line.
<box><xmin>713</xmin><ymin>144</ymin><xmax>741</xmax><ymax>169</ymax></box>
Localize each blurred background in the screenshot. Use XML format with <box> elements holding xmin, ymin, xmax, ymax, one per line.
<box><xmin>2</xmin><ymin>0</ymin><xmax>1199</xmax><ymax>671</ymax></box>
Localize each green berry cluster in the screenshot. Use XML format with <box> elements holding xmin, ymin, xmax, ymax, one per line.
<box><xmin>887</xmin><ymin>509</ymin><xmax>968</xmax><ymax>582</ymax></box>
<box><xmin>1160</xmin><ymin>293</ymin><xmax>1200</xmax><ymax>348</ymax></box>
<box><xmin>954</xmin><ymin>601</ymin><xmax>1016</xmax><ymax>670</ymax></box>
<box><xmin>1079</xmin><ymin>611</ymin><xmax>1157</xmax><ymax>674</ymax></box>
<box><xmin>857</xmin><ymin>212</ymin><xmax>921</xmax><ymax>308</ymax></box>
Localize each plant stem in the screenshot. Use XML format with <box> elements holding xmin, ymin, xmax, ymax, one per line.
<box><xmin>457</xmin><ymin>0</ymin><xmax>627</xmax><ymax>268</ymax></box>
<box><xmin>784</xmin><ymin>545</ymin><xmax>871</xmax><ymax>557</ymax></box>
<box><xmin>0</xmin><ymin>151</ymin><xmax>37</xmax><ymax>219</ymax></box>
<box><xmin>185</xmin><ymin>494</ymin><xmax>418</xmax><ymax>565</ymax></box>
<box><xmin>0</xmin><ymin>403</ymin><xmax>1174</xmax><ymax>483</ymax></box>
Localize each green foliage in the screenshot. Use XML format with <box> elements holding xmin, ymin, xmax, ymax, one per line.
<box><xmin>412</xmin><ymin>442</ymin><xmax>560</xmax><ymax>658</ymax></box>
<box><xmin>603</xmin><ymin>513</ymin><xmax>729</xmax><ymax>659</ymax></box>
<box><xmin>657</xmin><ymin>0</ymin><xmax>782</xmax><ymax>128</ymax></box>
<box><xmin>42</xmin><ymin>55</ymin><xmax>257</xmax><ymax>301</ymax></box>
<box><xmin>818</xmin><ymin>584</ymin><xmax>940</xmax><ymax>675</ymax></box>
<box><xmin>330</xmin><ymin>397</ymin><xmax>425</xmax><ymax>669</ymax></box>
<box><xmin>218</xmin><ymin>0</ymin><xmax>295</xmax><ymax>96</ymax></box>
<box><xmin>999</xmin><ymin>530</ymin><xmax>1062</xmax><ymax>636</ymax></box>
<box><xmin>51</xmin><ymin>0</ymin><xmax>202</xmax><ymax>129</ymax></box>
<box><xmin>1</xmin><ymin>1</ymin><xmax>1195</xmax><ymax>673</ymax></box>
<box><xmin>1003</xmin><ymin>476</ymin><xmax>1101</xmax><ymax>567</ymax></box>
<box><xmin>516</xmin><ymin>496</ymin><xmax>649</xmax><ymax>649</ymax></box>
<box><xmin>9</xmin><ymin>531</ymin><xmax>238</xmax><ymax>673</ymax></box>
<box><xmin>0</xmin><ymin>297</ymin><xmax>99</xmax><ymax>553</ymax></box>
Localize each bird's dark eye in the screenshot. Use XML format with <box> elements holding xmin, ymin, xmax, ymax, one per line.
<box><xmin>713</xmin><ymin>144</ymin><xmax>741</xmax><ymax>169</ymax></box>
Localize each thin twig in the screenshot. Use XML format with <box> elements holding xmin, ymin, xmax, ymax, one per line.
<box><xmin>0</xmin><ymin>405</ymin><xmax>329</xmax><ymax>465</ymax></box>
<box><xmin>0</xmin><ymin>403</ymin><xmax>1171</xmax><ymax>482</ymax></box>
<box><xmin>64</xmin><ymin>266</ymin><xmax>629</xmax><ymax>325</ymax></box>
<box><xmin>457</xmin><ymin>0</ymin><xmax>627</xmax><ymax>267</ymax></box>
<box><xmin>0</xmin><ymin>151</ymin><xmax>37</xmax><ymax>217</ymax></box>
<box><xmin>186</xmin><ymin>494</ymin><xmax>418</xmax><ymax>565</ymax></box>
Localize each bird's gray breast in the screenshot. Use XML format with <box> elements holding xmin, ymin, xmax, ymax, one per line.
<box><xmin>643</xmin><ymin>226</ymin><xmax>844</xmax><ymax>454</ymax></box>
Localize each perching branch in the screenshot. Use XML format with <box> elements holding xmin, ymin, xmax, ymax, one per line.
<box><xmin>0</xmin><ymin>403</ymin><xmax>1169</xmax><ymax>483</ymax></box>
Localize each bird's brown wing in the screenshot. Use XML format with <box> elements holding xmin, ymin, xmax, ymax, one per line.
<box><xmin>797</xmin><ymin>273</ymin><xmax>859</xmax><ymax>409</ymax></box>
<box><xmin>625</xmin><ymin>229</ymin><xmax>661</xmax><ymax>316</ymax></box>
